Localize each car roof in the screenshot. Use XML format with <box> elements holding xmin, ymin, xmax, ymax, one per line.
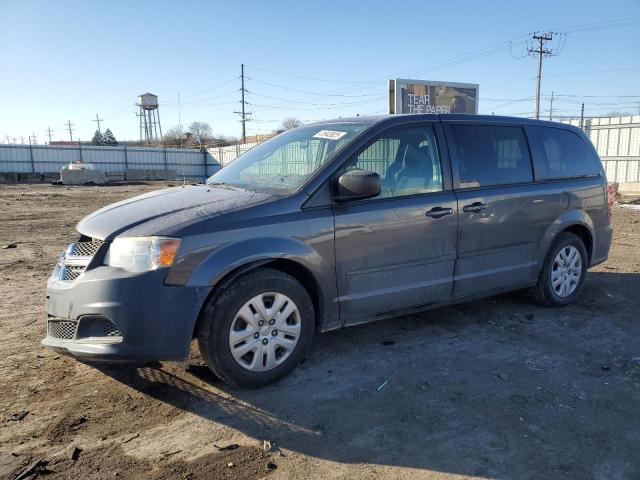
<box><xmin>310</xmin><ymin>114</ymin><xmax>582</xmax><ymax>134</ymax></box>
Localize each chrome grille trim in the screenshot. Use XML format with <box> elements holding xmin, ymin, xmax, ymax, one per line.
<box><xmin>55</xmin><ymin>237</ymin><xmax>103</xmax><ymax>283</ymax></box>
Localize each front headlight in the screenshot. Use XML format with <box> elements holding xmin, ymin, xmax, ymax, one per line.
<box><xmin>104</xmin><ymin>237</ymin><xmax>181</xmax><ymax>272</ymax></box>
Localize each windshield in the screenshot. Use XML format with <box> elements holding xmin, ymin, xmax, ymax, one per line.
<box><xmin>206</xmin><ymin>123</ymin><xmax>370</xmax><ymax>193</ymax></box>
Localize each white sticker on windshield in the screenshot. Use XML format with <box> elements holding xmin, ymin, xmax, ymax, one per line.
<box><xmin>313</xmin><ymin>130</ymin><xmax>347</xmax><ymax>140</ymax></box>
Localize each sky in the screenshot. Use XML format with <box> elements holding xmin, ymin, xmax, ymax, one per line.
<box><xmin>0</xmin><ymin>0</ymin><xmax>639</xmax><ymax>144</ymax></box>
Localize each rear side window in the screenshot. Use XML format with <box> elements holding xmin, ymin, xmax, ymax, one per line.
<box><xmin>527</xmin><ymin>126</ymin><xmax>600</xmax><ymax>180</ymax></box>
<box><xmin>448</xmin><ymin>125</ymin><xmax>533</xmax><ymax>188</ymax></box>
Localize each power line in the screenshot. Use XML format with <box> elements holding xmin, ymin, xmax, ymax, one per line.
<box><xmin>245</xmin><ymin>65</ymin><xmax>375</xmax><ymax>85</ymax></box>
<box><xmin>65</xmin><ymin>120</ymin><xmax>74</xmax><ymax>141</ymax></box>
<box><xmin>92</xmin><ymin>113</ymin><xmax>104</xmax><ymax>134</ymax></box>
<box><xmin>528</xmin><ymin>32</ymin><xmax>558</xmax><ymax>119</ymax></box>
<box><xmin>246</xmin><ymin>77</ymin><xmax>384</xmax><ymax>98</ymax></box>
<box><xmin>233</xmin><ymin>64</ymin><xmax>251</xmax><ymax>142</ymax></box>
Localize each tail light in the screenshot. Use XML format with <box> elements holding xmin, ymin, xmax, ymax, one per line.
<box><xmin>607</xmin><ymin>184</ymin><xmax>615</xmax><ymax>217</ymax></box>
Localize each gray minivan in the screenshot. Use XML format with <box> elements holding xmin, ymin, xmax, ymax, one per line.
<box><xmin>43</xmin><ymin>114</ymin><xmax>613</xmax><ymax>388</ymax></box>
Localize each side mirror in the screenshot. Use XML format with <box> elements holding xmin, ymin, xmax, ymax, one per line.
<box><xmin>334</xmin><ymin>169</ymin><xmax>381</xmax><ymax>202</ymax></box>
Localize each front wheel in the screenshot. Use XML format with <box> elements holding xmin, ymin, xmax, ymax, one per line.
<box><xmin>197</xmin><ymin>268</ymin><xmax>314</xmax><ymax>388</ymax></box>
<box><xmin>532</xmin><ymin>232</ymin><xmax>588</xmax><ymax>307</ymax></box>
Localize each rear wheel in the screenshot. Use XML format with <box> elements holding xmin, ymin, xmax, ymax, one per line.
<box><xmin>197</xmin><ymin>268</ymin><xmax>314</xmax><ymax>388</ymax></box>
<box><xmin>532</xmin><ymin>232</ymin><xmax>588</xmax><ymax>307</ymax></box>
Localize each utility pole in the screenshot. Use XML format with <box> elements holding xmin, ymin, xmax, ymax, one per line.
<box><xmin>580</xmin><ymin>103</ymin><xmax>585</xmax><ymax>130</ymax></box>
<box><xmin>65</xmin><ymin>120</ymin><xmax>74</xmax><ymax>141</ymax></box>
<box><xmin>30</xmin><ymin>132</ymin><xmax>37</xmax><ymax>144</ymax></box>
<box><xmin>528</xmin><ymin>32</ymin><xmax>555</xmax><ymax>120</ymax></box>
<box><xmin>5</xmin><ymin>135</ymin><xmax>9</xmax><ymax>144</ymax></box>
<box><xmin>234</xmin><ymin>63</ymin><xmax>251</xmax><ymax>143</ymax></box>
<box><xmin>549</xmin><ymin>91</ymin><xmax>554</xmax><ymax>121</ymax></box>
<box><xmin>92</xmin><ymin>114</ymin><xmax>104</xmax><ymax>134</ymax></box>
<box><xmin>20</xmin><ymin>136</ymin><xmax>25</xmax><ymax>144</ymax></box>
<box><xmin>45</xmin><ymin>127</ymin><xmax>53</xmax><ymax>143</ymax></box>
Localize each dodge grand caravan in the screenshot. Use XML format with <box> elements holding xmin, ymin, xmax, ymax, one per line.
<box><xmin>44</xmin><ymin>114</ymin><xmax>613</xmax><ymax>388</ymax></box>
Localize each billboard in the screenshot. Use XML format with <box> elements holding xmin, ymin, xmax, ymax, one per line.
<box><xmin>389</xmin><ymin>79</ymin><xmax>479</xmax><ymax>115</ymax></box>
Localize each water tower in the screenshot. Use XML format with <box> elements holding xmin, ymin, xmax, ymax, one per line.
<box><xmin>136</xmin><ymin>92</ymin><xmax>163</xmax><ymax>144</ymax></box>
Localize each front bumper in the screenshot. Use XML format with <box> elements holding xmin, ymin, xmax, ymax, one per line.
<box><xmin>43</xmin><ymin>266</ymin><xmax>212</xmax><ymax>362</ymax></box>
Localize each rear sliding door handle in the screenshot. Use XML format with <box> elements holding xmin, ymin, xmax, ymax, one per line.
<box><xmin>426</xmin><ymin>207</ymin><xmax>453</xmax><ymax>219</ymax></box>
<box><xmin>462</xmin><ymin>202</ymin><xmax>487</xmax><ymax>213</ymax></box>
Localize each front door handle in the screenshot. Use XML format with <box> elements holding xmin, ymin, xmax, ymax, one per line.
<box><xmin>462</xmin><ymin>202</ymin><xmax>487</xmax><ymax>213</ymax></box>
<box><xmin>426</xmin><ymin>206</ymin><xmax>453</xmax><ymax>219</ymax></box>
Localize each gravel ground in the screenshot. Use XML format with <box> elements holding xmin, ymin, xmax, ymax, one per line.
<box><xmin>0</xmin><ymin>182</ymin><xmax>639</xmax><ymax>480</ymax></box>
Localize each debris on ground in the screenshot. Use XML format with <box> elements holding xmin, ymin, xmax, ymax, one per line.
<box><xmin>15</xmin><ymin>459</ymin><xmax>49</xmax><ymax>480</ymax></box>
<box><xmin>266</xmin><ymin>461</ymin><xmax>278</xmax><ymax>470</ymax></box>
<box><xmin>525</xmin><ymin>360</ymin><xmax>543</xmax><ymax>371</ymax></box>
<box><xmin>68</xmin><ymin>416</ymin><xmax>87</xmax><ymax>430</ymax></box>
<box><xmin>161</xmin><ymin>449</ymin><xmax>182</xmax><ymax>458</ymax></box>
<box><xmin>2</xmin><ymin>243</ymin><xmax>17</xmax><ymax>249</ymax></box>
<box><xmin>122</xmin><ymin>433</ymin><xmax>139</xmax><ymax>444</ymax></box>
<box><xmin>8</xmin><ymin>411</ymin><xmax>29</xmax><ymax>421</ymax></box>
<box><xmin>262</xmin><ymin>440</ymin><xmax>273</xmax><ymax>452</ymax></box>
<box><xmin>68</xmin><ymin>445</ymin><xmax>82</xmax><ymax>461</ymax></box>
<box><xmin>214</xmin><ymin>443</ymin><xmax>240</xmax><ymax>451</ymax></box>
<box><xmin>377</xmin><ymin>380</ymin><xmax>389</xmax><ymax>391</ymax></box>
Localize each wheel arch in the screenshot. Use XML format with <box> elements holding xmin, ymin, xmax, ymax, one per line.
<box><xmin>538</xmin><ymin>209</ymin><xmax>595</xmax><ymax>271</ymax></box>
<box><xmin>191</xmin><ymin>257</ymin><xmax>327</xmax><ymax>342</ymax></box>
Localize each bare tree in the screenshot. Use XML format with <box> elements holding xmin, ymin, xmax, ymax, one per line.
<box><xmin>188</xmin><ymin>121</ymin><xmax>213</xmax><ymax>148</ymax></box>
<box><xmin>163</xmin><ymin>126</ymin><xmax>185</xmax><ymax>147</ymax></box>
<box><xmin>281</xmin><ymin>117</ymin><xmax>303</xmax><ymax>130</ymax></box>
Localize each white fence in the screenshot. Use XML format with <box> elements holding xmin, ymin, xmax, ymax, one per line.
<box><xmin>207</xmin><ymin>141</ymin><xmax>260</xmax><ymax>167</ymax></box>
<box><xmin>0</xmin><ymin>143</ymin><xmax>220</xmax><ymax>178</ymax></box>
<box><xmin>561</xmin><ymin>116</ymin><xmax>640</xmax><ymax>184</ymax></box>
<box><xmin>3</xmin><ymin>117</ymin><xmax>638</xmax><ymax>184</ymax></box>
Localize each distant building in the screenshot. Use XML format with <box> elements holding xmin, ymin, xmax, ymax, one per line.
<box><xmin>244</xmin><ymin>133</ymin><xmax>276</xmax><ymax>143</ymax></box>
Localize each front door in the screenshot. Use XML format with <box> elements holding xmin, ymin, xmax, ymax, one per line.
<box><xmin>333</xmin><ymin>123</ymin><xmax>457</xmax><ymax>325</ymax></box>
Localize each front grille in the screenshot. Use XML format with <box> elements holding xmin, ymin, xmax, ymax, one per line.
<box><xmin>99</xmin><ymin>318</ymin><xmax>122</xmax><ymax>337</ymax></box>
<box><xmin>55</xmin><ymin>237</ymin><xmax>103</xmax><ymax>283</ymax></box>
<box><xmin>47</xmin><ymin>320</ymin><xmax>77</xmax><ymax>340</ymax></box>
<box><xmin>61</xmin><ymin>265</ymin><xmax>85</xmax><ymax>281</ymax></box>
<box><xmin>70</xmin><ymin>239</ymin><xmax>103</xmax><ymax>257</ymax></box>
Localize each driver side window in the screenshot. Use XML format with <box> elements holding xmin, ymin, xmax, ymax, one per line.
<box><xmin>348</xmin><ymin>125</ymin><xmax>443</xmax><ymax>199</ymax></box>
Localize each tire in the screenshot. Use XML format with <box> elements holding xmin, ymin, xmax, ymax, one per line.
<box><xmin>197</xmin><ymin>268</ymin><xmax>314</xmax><ymax>388</ymax></box>
<box><xmin>532</xmin><ymin>232</ymin><xmax>588</xmax><ymax>307</ymax></box>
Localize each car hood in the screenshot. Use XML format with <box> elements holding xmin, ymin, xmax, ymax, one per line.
<box><xmin>77</xmin><ymin>184</ymin><xmax>272</xmax><ymax>240</ymax></box>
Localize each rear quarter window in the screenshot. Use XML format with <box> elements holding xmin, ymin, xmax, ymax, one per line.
<box><xmin>527</xmin><ymin>126</ymin><xmax>601</xmax><ymax>180</ymax></box>
<box><xmin>448</xmin><ymin>124</ymin><xmax>533</xmax><ymax>188</ymax></box>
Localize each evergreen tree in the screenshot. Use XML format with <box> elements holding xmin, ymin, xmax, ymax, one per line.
<box><xmin>102</xmin><ymin>129</ymin><xmax>117</xmax><ymax>146</ymax></box>
<box><xmin>91</xmin><ymin>129</ymin><xmax>103</xmax><ymax>145</ymax></box>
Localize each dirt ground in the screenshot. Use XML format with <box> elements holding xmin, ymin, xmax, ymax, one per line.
<box><xmin>0</xmin><ymin>182</ymin><xmax>639</xmax><ymax>480</ymax></box>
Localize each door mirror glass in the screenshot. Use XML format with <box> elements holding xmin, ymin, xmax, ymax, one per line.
<box><xmin>334</xmin><ymin>170</ymin><xmax>381</xmax><ymax>202</ymax></box>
